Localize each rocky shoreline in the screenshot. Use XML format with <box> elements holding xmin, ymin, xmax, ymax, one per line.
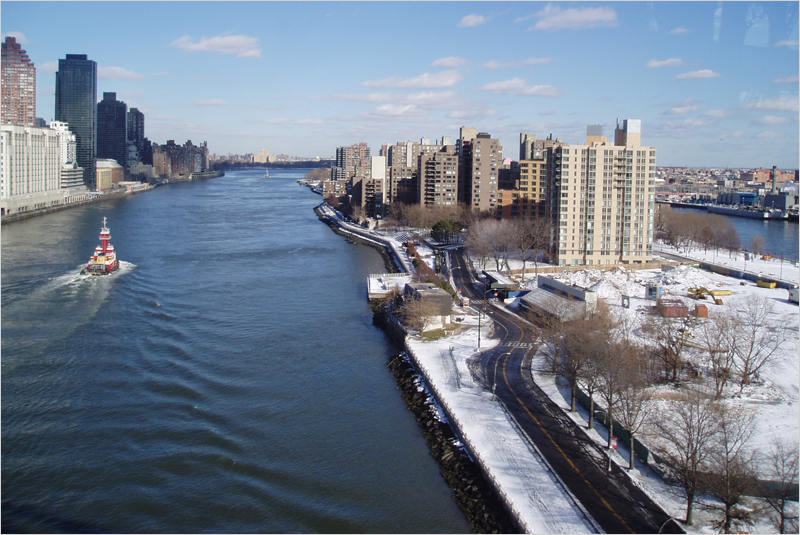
<box><xmin>387</xmin><ymin>352</ymin><xmax>518</xmax><ymax>534</ymax></box>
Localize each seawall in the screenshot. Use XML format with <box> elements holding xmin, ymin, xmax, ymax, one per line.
<box><xmin>314</xmin><ymin>203</ymin><xmax>521</xmax><ymax>532</ymax></box>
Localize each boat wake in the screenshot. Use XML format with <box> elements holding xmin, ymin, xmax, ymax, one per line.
<box><xmin>1</xmin><ymin>262</ymin><xmax>137</xmax><ymax>367</ymax></box>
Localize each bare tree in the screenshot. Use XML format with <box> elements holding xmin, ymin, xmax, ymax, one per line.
<box><xmin>400</xmin><ymin>294</ymin><xmax>439</xmax><ymax>334</ymax></box>
<box><xmin>596</xmin><ymin>339</ymin><xmax>631</xmax><ymax>450</ymax></box>
<box><xmin>761</xmin><ymin>437</ymin><xmax>800</xmax><ymax>534</ymax></box>
<box><xmin>705</xmin><ymin>403</ymin><xmax>759</xmax><ymax>533</ymax></box>
<box><xmin>748</xmin><ymin>234</ymin><xmax>767</xmax><ymax>256</ymax></box>
<box><xmin>614</xmin><ymin>355</ymin><xmax>652</xmax><ymax>471</ymax></box>
<box><xmin>731</xmin><ymin>295</ymin><xmax>789</xmax><ymax>391</ymax></box>
<box><xmin>718</xmin><ymin>223</ymin><xmax>741</xmax><ymax>259</ymax></box>
<box><xmin>509</xmin><ymin>218</ymin><xmax>537</xmax><ymax>277</ymax></box>
<box><xmin>698</xmin><ymin>311</ymin><xmax>737</xmax><ymax>399</ymax></box>
<box><xmin>561</xmin><ymin>300</ymin><xmax>619</xmax><ymax>414</ymax></box>
<box><xmin>642</xmin><ymin>313</ymin><xmax>699</xmax><ymax>383</ymax></box>
<box><xmin>528</xmin><ymin>215</ymin><xmax>552</xmax><ymax>275</ymax></box>
<box><xmin>350</xmin><ymin>204</ymin><xmax>365</xmax><ymax>225</ymax></box>
<box><xmin>654</xmin><ymin>388</ymin><xmax>720</xmax><ymax>525</ymax></box>
<box><xmin>466</xmin><ymin>218</ymin><xmax>514</xmax><ymax>271</ymax></box>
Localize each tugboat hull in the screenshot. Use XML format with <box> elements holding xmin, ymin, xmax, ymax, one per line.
<box><xmin>83</xmin><ymin>217</ymin><xmax>119</xmax><ymax>275</ymax></box>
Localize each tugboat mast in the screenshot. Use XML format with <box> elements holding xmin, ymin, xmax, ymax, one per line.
<box><xmin>100</xmin><ymin>217</ymin><xmax>111</xmax><ymax>255</ymax></box>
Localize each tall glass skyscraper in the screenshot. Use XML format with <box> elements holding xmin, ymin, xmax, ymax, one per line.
<box><xmin>97</xmin><ymin>92</ymin><xmax>128</xmax><ymax>170</ymax></box>
<box><xmin>127</xmin><ymin>107</ymin><xmax>145</xmax><ymax>164</ymax></box>
<box><xmin>55</xmin><ymin>54</ymin><xmax>97</xmax><ymax>189</ymax></box>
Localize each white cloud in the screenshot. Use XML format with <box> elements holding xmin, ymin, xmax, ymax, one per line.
<box><xmin>319</xmin><ymin>92</ymin><xmax>394</xmax><ymax>103</ymax></box>
<box><xmin>369</xmin><ymin>104</ymin><xmax>424</xmax><ymax>118</ymax></box>
<box><xmin>674</xmin><ymin>69</ymin><xmax>721</xmax><ymax>80</ymax></box>
<box><xmin>195</xmin><ymin>99</ymin><xmax>228</xmax><ymax>106</ymax></box>
<box><xmin>317</xmin><ymin>91</ymin><xmax>463</xmax><ymax>112</ymax></box>
<box><xmin>702</xmin><ymin>108</ymin><xmax>734</xmax><ymax>119</ymax></box>
<box><xmin>774</xmin><ymin>40</ymin><xmax>799</xmax><ymax>48</ymax></box>
<box><xmin>458</xmin><ymin>14</ymin><xmax>487</xmax><ymax>28</ymax></box>
<box><xmin>99</xmin><ymin>67</ymin><xmax>145</xmax><ymax>80</ymax></box>
<box><xmin>484</xmin><ymin>60</ymin><xmax>515</xmax><ymax>69</ymax></box>
<box><xmin>539</xmin><ymin>110</ymin><xmax>557</xmax><ymax>116</ymax></box>
<box><xmin>754</xmin><ymin>115</ymin><xmax>792</xmax><ymax>125</ymax></box>
<box><xmin>257</xmin><ymin>118</ymin><xmax>292</xmax><ymax>124</ymax></box>
<box><xmin>2</xmin><ymin>32</ymin><xmax>28</xmax><ymax>44</ymax></box>
<box><xmin>431</xmin><ymin>56</ymin><xmax>471</xmax><ymax>68</ymax></box>
<box><xmin>757</xmin><ymin>131</ymin><xmax>782</xmax><ymax>138</ymax></box>
<box><xmin>476</xmin><ymin>78</ymin><xmax>563</xmax><ymax>97</ymax></box>
<box><xmin>171</xmin><ymin>34</ymin><xmax>261</xmax><ymax>58</ymax></box>
<box><xmin>646</xmin><ymin>58</ymin><xmax>683</xmax><ymax>68</ymax></box>
<box><xmin>741</xmin><ymin>96</ymin><xmax>799</xmax><ymax>112</ymax></box>
<box><xmin>522</xmin><ymin>57</ymin><xmax>553</xmax><ymax>65</ymax></box>
<box><xmin>668</xmin><ymin>27</ymin><xmax>691</xmax><ymax>35</ymax></box>
<box><xmin>773</xmin><ymin>75</ymin><xmax>799</xmax><ymax>84</ymax></box>
<box><xmin>363</xmin><ymin>70</ymin><xmax>462</xmax><ymax>89</ymax></box>
<box><xmin>719</xmin><ymin>130</ymin><xmax>746</xmax><ymax>139</ymax></box>
<box><xmin>447</xmin><ymin>107</ymin><xmax>497</xmax><ymax>120</ymax></box>
<box><xmin>666</xmin><ymin>104</ymin><xmax>702</xmax><ymax>115</ymax></box>
<box><xmin>530</xmin><ymin>4</ymin><xmax>617</xmax><ymax>31</ymax></box>
<box><xmin>296</xmin><ymin>119</ymin><xmax>323</xmax><ymax>125</ymax></box>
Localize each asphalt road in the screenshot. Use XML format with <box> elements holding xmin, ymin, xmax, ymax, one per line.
<box><xmin>448</xmin><ymin>248</ymin><xmax>684</xmax><ymax>534</ymax></box>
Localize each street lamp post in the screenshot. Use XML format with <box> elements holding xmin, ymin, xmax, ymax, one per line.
<box><xmin>492</xmin><ymin>352</ymin><xmax>511</xmax><ymax>401</ymax></box>
<box><xmin>658</xmin><ymin>516</ymin><xmax>679</xmax><ymax>534</ymax></box>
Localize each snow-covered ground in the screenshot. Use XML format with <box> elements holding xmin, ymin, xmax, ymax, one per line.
<box><xmin>325</xmin><ymin>208</ymin><xmax>798</xmax><ymax>532</ymax></box>
<box><xmin>518</xmin><ymin>260</ymin><xmax>798</xmax><ymax>534</ymax></box>
<box><xmin>405</xmin><ymin>240</ymin><xmax>798</xmax><ymax>534</ymax></box>
<box><xmin>406</xmin><ymin>312</ymin><xmax>600</xmax><ymax>534</ymax></box>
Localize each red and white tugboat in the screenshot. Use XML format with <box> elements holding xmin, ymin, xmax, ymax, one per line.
<box><xmin>81</xmin><ymin>217</ymin><xmax>119</xmax><ymax>275</ymax></box>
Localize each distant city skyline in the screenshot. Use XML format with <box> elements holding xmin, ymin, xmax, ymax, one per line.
<box><xmin>2</xmin><ymin>1</ymin><xmax>798</xmax><ymax>168</ymax></box>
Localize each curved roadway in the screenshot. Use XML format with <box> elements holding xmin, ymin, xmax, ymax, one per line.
<box><xmin>449</xmin><ymin>248</ymin><xmax>683</xmax><ymax>534</ymax></box>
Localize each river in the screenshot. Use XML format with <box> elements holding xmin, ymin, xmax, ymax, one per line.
<box><xmin>669</xmin><ymin>206</ymin><xmax>799</xmax><ymax>261</ymax></box>
<box><xmin>1</xmin><ymin>169</ymin><xmax>471</xmax><ymax>533</ymax></box>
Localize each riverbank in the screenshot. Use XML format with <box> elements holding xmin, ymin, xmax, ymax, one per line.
<box><xmin>1</xmin><ymin>187</ymin><xmax>138</xmax><ymax>224</ymax></box>
<box><xmin>386</xmin><ymin>351</ymin><xmax>519</xmax><ymax>533</ymax></box>
<box><xmin>315</xmin><ymin>200</ymin><xmax>596</xmax><ymax>533</ymax></box>
<box><xmin>2</xmin><ymin>171</ymin><xmax>225</xmax><ymax>225</ymax></box>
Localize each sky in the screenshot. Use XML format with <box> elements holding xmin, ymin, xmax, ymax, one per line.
<box><xmin>2</xmin><ymin>1</ymin><xmax>798</xmax><ymax>168</ymax></box>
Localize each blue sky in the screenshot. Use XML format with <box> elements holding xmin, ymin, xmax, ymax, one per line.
<box><xmin>3</xmin><ymin>1</ymin><xmax>798</xmax><ymax>168</ymax></box>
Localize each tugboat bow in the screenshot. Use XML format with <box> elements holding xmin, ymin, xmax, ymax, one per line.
<box><xmin>81</xmin><ymin>217</ymin><xmax>120</xmax><ymax>275</ymax></box>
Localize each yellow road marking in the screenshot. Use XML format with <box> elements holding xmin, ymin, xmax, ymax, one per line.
<box><xmin>454</xmin><ymin>248</ymin><xmax>635</xmax><ymax>533</ymax></box>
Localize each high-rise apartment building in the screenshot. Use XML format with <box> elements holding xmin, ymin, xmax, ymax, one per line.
<box><xmin>97</xmin><ymin>92</ymin><xmax>127</xmax><ymax>170</ymax></box>
<box><xmin>419</xmin><ymin>146</ymin><xmax>458</xmax><ymax>208</ymax></box>
<box><xmin>55</xmin><ymin>54</ymin><xmax>98</xmax><ymax>189</ymax></box>
<box><xmin>513</xmin><ymin>133</ymin><xmax>564</xmax><ymax>219</ymax></box>
<box><xmin>384</xmin><ymin>142</ymin><xmax>416</xmax><ymax>206</ymax></box>
<box><xmin>459</xmin><ymin>131</ymin><xmax>502</xmax><ymax>212</ymax></box>
<box><xmin>546</xmin><ymin>120</ymin><xmax>657</xmax><ymax>267</ymax></box>
<box><xmin>152</xmin><ymin>140</ymin><xmax>209</xmax><ymax>178</ymax></box>
<box><xmin>332</xmin><ymin>142</ymin><xmax>370</xmax><ymax>181</ymax></box>
<box><xmin>1</xmin><ymin>37</ymin><xmax>36</xmax><ymax>126</ymax></box>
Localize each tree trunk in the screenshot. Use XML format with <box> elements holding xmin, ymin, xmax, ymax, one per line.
<box><xmin>607</xmin><ymin>413</ymin><xmax>614</xmax><ymax>449</ymax></box>
<box><xmin>723</xmin><ymin>503</ymin><xmax>733</xmax><ymax>533</ymax></box>
<box><xmin>685</xmin><ymin>489</ymin><xmax>695</xmax><ymax>525</ymax></box>
<box><xmin>588</xmin><ymin>397</ymin><xmax>595</xmax><ymax>429</ymax></box>
<box><xmin>571</xmin><ymin>382</ymin><xmax>577</xmax><ymax>412</ymax></box>
<box><xmin>629</xmin><ymin>435</ymin><xmax>636</xmax><ymax>470</ymax></box>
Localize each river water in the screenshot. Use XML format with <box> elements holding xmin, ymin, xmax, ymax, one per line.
<box><xmin>1</xmin><ymin>169</ymin><xmax>471</xmax><ymax>533</ymax></box>
<box><xmin>669</xmin><ymin>207</ymin><xmax>799</xmax><ymax>261</ymax></box>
